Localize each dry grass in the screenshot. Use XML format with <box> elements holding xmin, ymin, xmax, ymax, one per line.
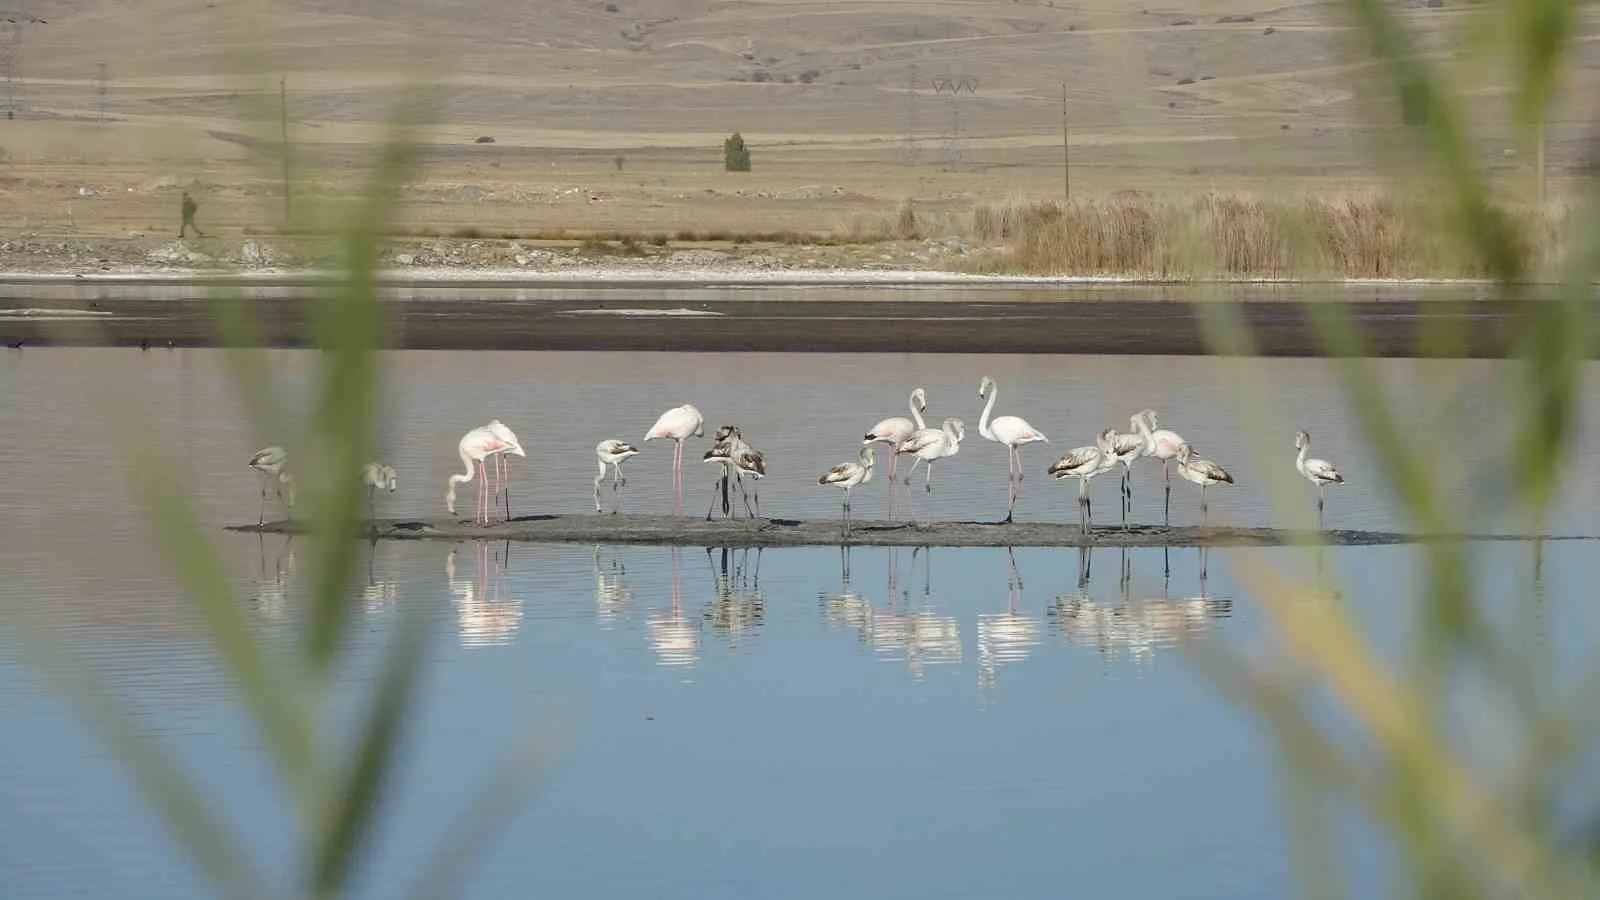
<box><xmin>951</xmin><ymin>194</ymin><xmax>1567</xmax><ymax>280</ymax></box>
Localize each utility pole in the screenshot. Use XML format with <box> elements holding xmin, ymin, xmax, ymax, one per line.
<box><xmin>1535</xmin><ymin>113</ymin><xmax>1547</xmax><ymax>209</ymax></box>
<box><xmin>95</xmin><ymin>61</ymin><xmax>107</xmax><ymax>126</ymax></box>
<box><xmin>280</xmin><ymin>76</ymin><xmax>291</xmax><ymax>223</ymax></box>
<box><xmin>1061</xmin><ymin>81</ymin><xmax>1071</xmax><ymax>203</ymax></box>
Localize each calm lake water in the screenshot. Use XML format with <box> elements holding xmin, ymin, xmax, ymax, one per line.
<box><xmin>3</xmin><ymin>347</ymin><xmax>1599</xmax><ymax>900</ymax></box>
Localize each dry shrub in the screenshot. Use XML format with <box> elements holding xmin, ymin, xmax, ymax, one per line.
<box><xmin>960</xmin><ymin>193</ymin><xmax>1563</xmax><ymax>280</ymax></box>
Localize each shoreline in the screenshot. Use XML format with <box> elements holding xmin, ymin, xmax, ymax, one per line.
<box><xmin>0</xmin><ymin>264</ymin><xmax>1565</xmax><ymax>288</ymax></box>
<box><xmin>1</xmin><ymin>272</ymin><xmax>1587</xmax><ymax>357</ymax></box>
<box><xmin>224</xmin><ymin>515</ymin><xmax>1590</xmax><ymax>549</ymax></box>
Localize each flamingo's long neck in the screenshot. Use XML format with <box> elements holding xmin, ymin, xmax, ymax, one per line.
<box><xmin>978</xmin><ymin>385</ymin><xmax>997</xmax><ymax>441</ymax></box>
<box><xmin>446</xmin><ymin>446</ymin><xmax>476</xmax><ymax>512</ymax></box>
<box><xmin>1134</xmin><ymin>414</ymin><xmax>1157</xmax><ymax>454</ymax></box>
<box><xmin>1295</xmin><ymin>440</ymin><xmax>1309</xmax><ymax>474</ymax></box>
<box><xmin>909</xmin><ymin>390</ymin><xmax>927</xmax><ymax>431</ymax></box>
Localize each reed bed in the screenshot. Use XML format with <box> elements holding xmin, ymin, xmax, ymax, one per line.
<box><xmin>956</xmin><ymin>194</ymin><xmax>1567</xmax><ymax>280</ymax></box>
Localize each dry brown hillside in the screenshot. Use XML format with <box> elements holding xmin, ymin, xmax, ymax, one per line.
<box><xmin>1</xmin><ymin>0</ymin><xmax>1598</xmax><ymax>254</ymax></box>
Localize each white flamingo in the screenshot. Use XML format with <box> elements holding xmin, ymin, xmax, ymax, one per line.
<box><xmin>1294</xmin><ymin>430</ymin><xmax>1345</xmax><ymax>521</ymax></box>
<box><xmin>820</xmin><ymin>445</ymin><xmax>875</xmax><ymax>537</ymax></box>
<box><xmin>1047</xmin><ymin>429</ymin><xmax>1118</xmax><ymax>532</ymax></box>
<box><xmin>484</xmin><ymin>419</ymin><xmax>522</xmax><ymax>519</ymax></box>
<box><xmin>594</xmin><ymin>439</ymin><xmax>640</xmax><ymax>514</ymax></box>
<box><xmin>895</xmin><ymin>417</ymin><xmax>965</xmax><ymax>494</ymax></box>
<box><xmin>1135</xmin><ymin>409</ymin><xmax>1188</xmax><ymax>524</ymax></box>
<box><xmin>362</xmin><ymin>462</ymin><xmax>397</xmax><ymax>522</ymax></box>
<box><xmin>446</xmin><ymin>425</ymin><xmax>525</xmax><ymax>525</ymax></box>
<box><xmin>249</xmin><ymin>445</ymin><xmax>294</xmax><ymax>525</ymax></box>
<box><xmin>1176</xmin><ymin>442</ymin><xmax>1234</xmax><ymax>525</ymax></box>
<box><xmin>977</xmin><ymin>375</ymin><xmax>1050</xmax><ymax>523</ymax></box>
<box><xmin>645</xmin><ymin>403</ymin><xmax>705</xmax><ymax>515</ymax></box>
<box><xmin>864</xmin><ymin>387</ymin><xmax>928</xmax><ymax>485</ymax></box>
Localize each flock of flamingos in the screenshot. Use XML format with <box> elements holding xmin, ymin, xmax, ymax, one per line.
<box><xmin>246</xmin><ymin>375</ymin><xmax>1347</xmax><ymax>534</ymax></box>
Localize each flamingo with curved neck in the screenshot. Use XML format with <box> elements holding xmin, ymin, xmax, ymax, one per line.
<box><xmin>863</xmin><ymin>387</ymin><xmax>928</xmax><ymax>488</ymax></box>
<box><xmin>977</xmin><ymin>376</ymin><xmax>1049</xmax><ymax>523</ymax></box>
<box><xmin>447</xmin><ymin>425</ymin><xmax>525</xmax><ymax>525</ymax></box>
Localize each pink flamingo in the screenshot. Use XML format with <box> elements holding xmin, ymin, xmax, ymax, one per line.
<box><xmin>644</xmin><ymin>403</ymin><xmax>704</xmax><ymax>515</ymax></box>
<box><xmin>446</xmin><ymin>425</ymin><xmax>525</xmax><ymax>525</ymax></box>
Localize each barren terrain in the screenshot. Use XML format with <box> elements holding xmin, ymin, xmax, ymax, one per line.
<box><xmin>1</xmin><ymin>0</ymin><xmax>1597</xmax><ymax>276</ymax></box>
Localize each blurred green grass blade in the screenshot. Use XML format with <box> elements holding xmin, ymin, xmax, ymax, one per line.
<box><xmin>309</xmin><ymin>592</ymin><xmax>431</xmax><ymax>900</ymax></box>
<box><xmin>208</xmin><ymin>287</ymin><xmax>296</xmax><ymax>456</ymax></box>
<box><xmin>1343</xmin><ymin>0</ymin><xmax>1526</xmax><ymax>284</ymax></box>
<box><xmin>302</xmin><ymin>130</ymin><xmax>416</xmax><ymax>676</ymax></box>
<box><xmin>1501</xmin><ymin>0</ymin><xmax>1573</xmax><ymax>135</ymax></box>
<box><xmin>1508</xmin><ymin>197</ymin><xmax>1600</xmax><ymax>516</ymax></box>
<box><xmin>406</xmin><ymin>730</ymin><xmax>566</xmax><ymax>900</ymax></box>
<box><xmin>113</xmin><ymin>410</ymin><xmax>314</xmax><ymax>799</ymax></box>
<box><xmin>14</xmin><ymin>609</ymin><xmax>274</xmax><ymax>900</ymax></box>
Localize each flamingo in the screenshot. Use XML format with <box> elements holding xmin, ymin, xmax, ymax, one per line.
<box><xmin>1293</xmin><ymin>430</ymin><xmax>1345</xmax><ymax>522</ymax></box>
<box><xmin>732</xmin><ymin>439</ymin><xmax>767</xmax><ymax>519</ymax></box>
<box><xmin>977</xmin><ymin>375</ymin><xmax>1050</xmax><ymax>523</ymax></box>
<box><xmin>249</xmin><ymin>445</ymin><xmax>295</xmax><ymax>525</ymax></box>
<box><xmin>1047</xmin><ymin>429</ymin><xmax>1118</xmax><ymax>532</ymax></box>
<box><xmin>703</xmin><ymin>425</ymin><xmax>767</xmax><ymax>520</ymax></box>
<box><xmin>819</xmin><ymin>445</ymin><xmax>875</xmax><ymax>538</ymax></box>
<box><xmin>1105</xmin><ymin>419</ymin><xmax>1148</xmax><ymax>529</ymax></box>
<box><xmin>446</xmin><ymin>425</ymin><xmax>525</xmax><ymax>525</ymax></box>
<box><xmin>594</xmin><ymin>439</ymin><xmax>640</xmax><ymax>514</ymax></box>
<box><xmin>895</xmin><ymin>417</ymin><xmax>965</xmax><ymax>494</ymax></box>
<box><xmin>702</xmin><ymin>425</ymin><xmax>744</xmax><ymax>520</ymax></box>
<box><xmin>1176</xmin><ymin>442</ymin><xmax>1234</xmax><ymax>525</ymax></box>
<box><xmin>362</xmin><ymin>462</ymin><xmax>397</xmax><ymax>522</ymax></box>
<box><xmin>1135</xmin><ymin>409</ymin><xmax>1188</xmax><ymax>525</ymax></box>
<box><xmin>863</xmin><ymin>387</ymin><xmax>928</xmax><ymax>485</ymax></box>
<box><xmin>485</xmin><ymin>419</ymin><xmax>523</xmax><ymax>520</ymax></box>
<box><xmin>645</xmin><ymin>403</ymin><xmax>704</xmax><ymax>515</ymax></box>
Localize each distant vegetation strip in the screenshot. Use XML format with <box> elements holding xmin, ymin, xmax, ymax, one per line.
<box><xmin>242</xmin><ymin>193</ymin><xmax>1570</xmax><ymax>280</ymax></box>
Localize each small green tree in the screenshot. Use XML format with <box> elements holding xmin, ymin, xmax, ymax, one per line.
<box><xmin>723</xmin><ymin>132</ymin><xmax>751</xmax><ymax>172</ymax></box>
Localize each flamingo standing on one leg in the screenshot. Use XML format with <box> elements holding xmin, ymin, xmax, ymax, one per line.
<box><xmin>362</xmin><ymin>462</ymin><xmax>397</xmax><ymax>523</ymax></box>
<box><xmin>977</xmin><ymin>376</ymin><xmax>1049</xmax><ymax>523</ymax></box>
<box><xmin>249</xmin><ymin>445</ymin><xmax>295</xmax><ymax>526</ymax></box>
<box><xmin>864</xmin><ymin>387</ymin><xmax>928</xmax><ymax>510</ymax></box>
<box><xmin>447</xmin><ymin>425</ymin><xmax>525</xmax><ymax>525</ymax></box>
<box><xmin>1135</xmin><ymin>409</ymin><xmax>1187</xmax><ymax>526</ymax></box>
<box><xmin>645</xmin><ymin>403</ymin><xmax>705</xmax><ymax>516</ymax></box>
<box><xmin>820</xmin><ymin>445</ymin><xmax>875</xmax><ymax>538</ymax></box>
<box><xmin>1047</xmin><ymin>429</ymin><xmax>1118</xmax><ymax>533</ymax></box>
<box><xmin>1176</xmin><ymin>442</ymin><xmax>1234</xmax><ymax>526</ymax></box>
<box><xmin>594</xmin><ymin>439</ymin><xmax>640</xmax><ymax>514</ymax></box>
<box><xmin>485</xmin><ymin>419</ymin><xmax>523</xmax><ymax>521</ymax></box>
<box><xmin>1293</xmin><ymin>429</ymin><xmax>1345</xmax><ymax>526</ymax></box>
<box><xmin>895</xmin><ymin>417</ymin><xmax>965</xmax><ymax>492</ymax></box>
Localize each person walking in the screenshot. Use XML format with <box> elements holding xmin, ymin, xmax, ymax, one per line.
<box><xmin>180</xmin><ymin>191</ymin><xmax>206</xmax><ymax>238</ymax></box>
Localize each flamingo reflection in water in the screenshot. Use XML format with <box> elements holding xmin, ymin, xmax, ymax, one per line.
<box><xmin>976</xmin><ymin>547</ymin><xmax>1042</xmax><ymax>701</ymax></box>
<box><xmin>594</xmin><ymin>545</ymin><xmax>633</xmax><ymax>627</ymax></box>
<box><xmin>1050</xmin><ymin>546</ymin><xmax>1233</xmax><ymax>671</ymax></box>
<box><xmin>872</xmin><ymin>547</ymin><xmax>964</xmax><ymax>680</ymax></box>
<box><xmin>251</xmin><ymin>533</ymin><xmax>296</xmax><ymax>621</ymax></box>
<box><xmin>704</xmin><ymin>547</ymin><xmax>765</xmax><ymax>645</ymax></box>
<box><xmin>446</xmin><ymin>542</ymin><xmax>523</xmax><ymax>649</ymax></box>
<box><xmin>362</xmin><ymin>537</ymin><xmax>398</xmax><ymax>613</ymax></box>
<box><xmin>647</xmin><ymin>547</ymin><xmax>701</xmax><ymax>670</ymax></box>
